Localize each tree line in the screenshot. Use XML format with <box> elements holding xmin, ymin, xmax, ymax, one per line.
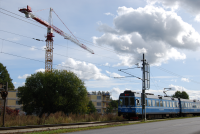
<box><xmin>0</xmin><ymin>62</ymin><xmax>190</xmax><ymax>117</ymax></box>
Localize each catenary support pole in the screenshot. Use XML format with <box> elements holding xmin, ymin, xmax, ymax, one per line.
<box><xmin>142</xmin><ymin>54</ymin><xmax>146</xmax><ymax>121</ymax></box>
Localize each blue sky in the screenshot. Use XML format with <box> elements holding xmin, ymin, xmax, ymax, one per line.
<box><xmin>0</xmin><ymin>0</ymin><xmax>200</xmax><ymax>100</ymax></box>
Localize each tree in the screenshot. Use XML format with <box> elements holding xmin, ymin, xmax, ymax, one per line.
<box><xmin>18</xmin><ymin>70</ymin><xmax>88</xmax><ymax>117</ymax></box>
<box><xmin>106</xmin><ymin>100</ymin><xmax>118</xmax><ymax>113</ymax></box>
<box><xmin>0</xmin><ymin>63</ymin><xmax>14</xmax><ymax>90</ymax></box>
<box><xmin>87</xmin><ymin>101</ymin><xmax>96</xmax><ymax>114</ymax></box>
<box><xmin>172</xmin><ymin>91</ymin><xmax>189</xmax><ymax>99</ymax></box>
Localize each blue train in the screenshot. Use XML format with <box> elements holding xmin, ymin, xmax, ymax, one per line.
<box><xmin>118</xmin><ymin>90</ymin><xmax>200</xmax><ymax>120</ymax></box>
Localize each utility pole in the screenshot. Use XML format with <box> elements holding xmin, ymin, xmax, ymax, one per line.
<box><xmin>0</xmin><ymin>82</ymin><xmax>8</xmax><ymax>127</ymax></box>
<box><xmin>141</xmin><ymin>53</ymin><xmax>150</xmax><ymax>121</ymax></box>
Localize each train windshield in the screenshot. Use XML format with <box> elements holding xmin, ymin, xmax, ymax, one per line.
<box><xmin>130</xmin><ymin>97</ymin><xmax>135</xmax><ymax>106</ymax></box>
<box><xmin>125</xmin><ymin>97</ymin><xmax>129</xmax><ymax>106</ymax></box>
<box><xmin>119</xmin><ymin>97</ymin><xmax>123</xmax><ymax>106</ymax></box>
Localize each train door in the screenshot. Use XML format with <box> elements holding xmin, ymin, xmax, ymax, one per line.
<box><xmin>136</xmin><ymin>98</ymin><xmax>141</xmax><ymax>114</ymax></box>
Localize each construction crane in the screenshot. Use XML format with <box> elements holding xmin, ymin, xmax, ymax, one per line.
<box><xmin>19</xmin><ymin>5</ymin><xmax>94</xmax><ymax>72</ymax></box>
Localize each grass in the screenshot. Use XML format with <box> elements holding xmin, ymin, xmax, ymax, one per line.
<box><xmin>0</xmin><ymin>112</ymin><xmax>123</xmax><ymax>127</ymax></box>
<box><xmin>1</xmin><ymin>113</ymin><xmax>200</xmax><ymax>133</ymax></box>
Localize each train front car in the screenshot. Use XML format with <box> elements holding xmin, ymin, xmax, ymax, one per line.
<box><xmin>118</xmin><ymin>90</ymin><xmax>141</xmax><ymax>120</ymax></box>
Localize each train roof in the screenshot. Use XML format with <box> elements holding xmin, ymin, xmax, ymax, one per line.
<box><xmin>120</xmin><ymin>90</ymin><xmax>198</xmax><ymax>102</ymax></box>
<box><xmin>120</xmin><ymin>90</ymin><xmax>180</xmax><ymax>101</ymax></box>
<box><xmin>180</xmin><ymin>98</ymin><xmax>200</xmax><ymax>102</ymax></box>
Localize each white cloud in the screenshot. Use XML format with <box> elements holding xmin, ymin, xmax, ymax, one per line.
<box><xmin>137</xmin><ymin>48</ymin><xmax>147</xmax><ymax>54</ymax></box>
<box><xmin>56</xmin><ymin>58</ymin><xmax>109</xmax><ymax>81</ymax></box>
<box><xmin>93</xmin><ymin>6</ymin><xmax>200</xmax><ymax>66</ymax></box>
<box><xmin>30</xmin><ymin>46</ymin><xmax>36</xmax><ymax>51</ymax></box>
<box><xmin>110</xmin><ymin>87</ymin><xmax>125</xmax><ymax>100</ymax></box>
<box><xmin>97</xmin><ymin>21</ymin><xmax>103</xmax><ymax>25</ymax></box>
<box><xmin>147</xmin><ymin>0</ymin><xmax>200</xmax><ymax>22</ymax></box>
<box><xmin>181</xmin><ymin>78</ymin><xmax>190</xmax><ymax>82</ymax></box>
<box><xmin>18</xmin><ymin>74</ymin><xmax>31</xmax><ymax>79</ymax></box>
<box><xmin>106</xmin><ymin>71</ymin><xmax>123</xmax><ymax>78</ymax></box>
<box><xmin>195</xmin><ymin>14</ymin><xmax>200</xmax><ymax>22</ymax></box>
<box><xmin>22</xmin><ymin>82</ymin><xmax>25</xmax><ymax>86</ymax></box>
<box><xmin>105</xmin><ymin>12</ymin><xmax>115</xmax><ymax>17</ymax></box>
<box><xmin>85</xmin><ymin>80</ymin><xmax>135</xmax><ymax>88</ymax></box>
<box><xmin>170</xmin><ymin>79</ymin><xmax>177</xmax><ymax>82</ymax></box>
<box><xmin>103</xmin><ymin>63</ymin><xmax>110</xmax><ymax>66</ymax></box>
<box><xmin>35</xmin><ymin>68</ymin><xmax>45</xmax><ymax>72</ymax></box>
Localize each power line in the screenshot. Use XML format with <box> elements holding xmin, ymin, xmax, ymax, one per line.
<box><xmin>0</xmin><ymin>29</ymin><xmax>122</xmax><ymax>61</ymax></box>
<box><xmin>154</xmin><ymin>66</ymin><xmax>200</xmax><ymax>85</ymax></box>
<box><xmin>0</xmin><ymin>38</ymin><xmax>123</xmax><ymax>70</ymax></box>
<box><xmin>0</xmin><ymin>29</ymin><xmax>123</xmax><ymax>61</ymax></box>
<box><xmin>2</xmin><ymin>8</ymin><xmax>199</xmax><ymax>86</ymax></box>
<box><xmin>0</xmin><ymin>7</ymin><xmax>131</xmax><ymax>57</ymax></box>
<box><xmin>0</xmin><ymin>11</ymin><xmax>46</xmax><ymax>29</ymax></box>
<box><xmin>0</xmin><ymin>7</ymin><xmax>37</xmax><ymax>23</ymax></box>
<box><xmin>0</xmin><ymin>51</ymin><xmax>138</xmax><ymax>83</ymax></box>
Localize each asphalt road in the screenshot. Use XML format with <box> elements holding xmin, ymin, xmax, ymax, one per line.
<box><xmin>61</xmin><ymin>117</ymin><xmax>200</xmax><ymax>134</ymax></box>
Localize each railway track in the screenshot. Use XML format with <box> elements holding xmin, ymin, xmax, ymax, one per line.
<box><xmin>0</xmin><ymin>120</ymin><xmax>139</xmax><ymax>133</ymax></box>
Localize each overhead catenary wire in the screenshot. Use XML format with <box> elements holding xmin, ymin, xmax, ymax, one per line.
<box><xmin>154</xmin><ymin>66</ymin><xmax>200</xmax><ymax>85</ymax></box>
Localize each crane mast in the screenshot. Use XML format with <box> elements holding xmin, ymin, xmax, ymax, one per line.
<box><xmin>45</xmin><ymin>8</ymin><xmax>54</xmax><ymax>72</ymax></box>
<box><xmin>19</xmin><ymin>5</ymin><xmax>94</xmax><ymax>72</ymax></box>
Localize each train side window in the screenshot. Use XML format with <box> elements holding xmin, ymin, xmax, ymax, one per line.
<box><xmin>152</xmin><ymin>100</ymin><xmax>155</xmax><ymax>107</ymax></box>
<box><xmin>148</xmin><ymin>100</ymin><xmax>151</xmax><ymax>106</ymax></box>
<box><xmin>170</xmin><ymin>102</ymin><xmax>172</xmax><ymax>107</ymax></box>
<box><xmin>182</xmin><ymin>103</ymin><xmax>184</xmax><ymax>108</ymax></box>
<box><xmin>177</xmin><ymin>102</ymin><xmax>179</xmax><ymax>107</ymax></box>
<box><xmin>119</xmin><ymin>97</ymin><xmax>123</xmax><ymax>106</ymax></box>
<box><xmin>167</xmin><ymin>101</ymin><xmax>169</xmax><ymax>107</ymax></box>
<box><xmin>130</xmin><ymin>97</ymin><xmax>135</xmax><ymax>106</ymax></box>
<box><xmin>136</xmin><ymin>99</ymin><xmax>140</xmax><ymax>106</ymax></box>
<box><xmin>160</xmin><ymin>101</ymin><xmax>163</xmax><ymax>107</ymax></box>
<box><xmin>163</xmin><ymin>101</ymin><xmax>166</xmax><ymax>107</ymax></box>
<box><xmin>156</xmin><ymin>100</ymin><xmax>159</xmax><ymax>107</ymax></box>
<box><xmin>185</xmin><ymin>103</ymin><xmax>187</xmax><ymax>108</ymax></box>
<box><xmin>146</xmin><ymin>100</ymin><xmax>147</xmax><ymax>106</ymax></box>
<box><xmin>173</xmin><ymin>102</ymin><xmax>175</xmax><ymax>107</ymax></box>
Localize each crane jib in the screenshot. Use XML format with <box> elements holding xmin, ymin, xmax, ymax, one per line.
<box><xmin>18</xmin><ymin>5</ymin><xmax>94</xmax><ymax>54</ymax></box>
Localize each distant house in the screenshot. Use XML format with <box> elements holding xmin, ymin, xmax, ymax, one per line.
<box><xmin>87</xmin><ymin>91</ymin><xmax>111</xmax><ymax>114</ymax></box>
<box><xmin>0</xmin><ymin>90</ymin><xmax>23</xmax><ymax>112</ymax></box>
